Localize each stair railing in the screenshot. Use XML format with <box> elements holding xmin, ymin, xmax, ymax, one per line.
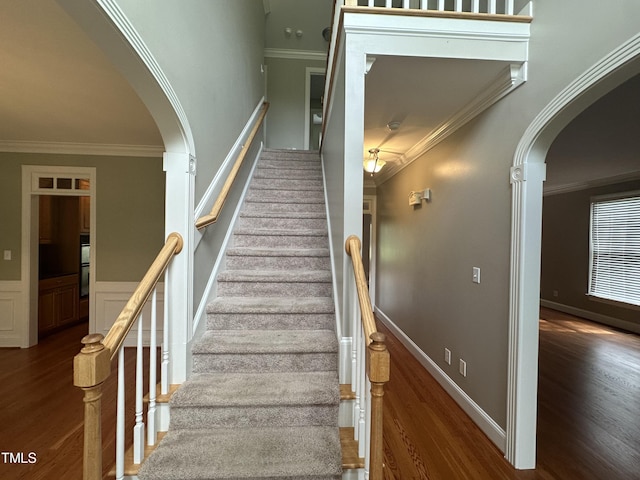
<box><xmin>195</xmin><ymin>102</ymin><xmax>270</xmax><ymax>230</ymax></box>
<box><xmin>73</xmin><ymin>232</ymin><xmax>183</xmax><ymax>480</ymax></box>
<box><xmin>343</xmin><ymin>0</ymin><xmax>522</xmax><ymax>16</ymax></box>
<box><xmin>345</xmin><ymin>234</ymin><xmax>390</xmax><ymax>480</ymax></box>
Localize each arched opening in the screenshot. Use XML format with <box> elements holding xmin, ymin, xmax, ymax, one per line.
<box><xmin>507</xmin><ymin>35</ymin><xmax>640</xmax><ymax>468</ymax></box>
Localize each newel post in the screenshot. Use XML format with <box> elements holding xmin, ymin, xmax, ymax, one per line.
<box><xmin>367</xmin><ymin>332</ymin><xmax>390</xmax><ymax>480</ymax></box>
<box><xmin>74</xmin><ymin>333</ymin><xmax>111</xmax><ymax>480</ymax></box>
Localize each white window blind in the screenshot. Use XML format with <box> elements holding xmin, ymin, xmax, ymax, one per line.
<box><xmin>589</xmin><ymin>193</ymin><xmax>640</xmax><ymax>307</ymax></box>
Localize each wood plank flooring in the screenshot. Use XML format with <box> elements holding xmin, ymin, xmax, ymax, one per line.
<box><xmin>0</xmin><ymin>322</ymin><xmax>151</xmax><ymax>480</ymax></box>
<box><xmin>379</xmin><ymin>309</ymin><xmax>640</xmax><ymax>480</ymax></box>
<box><xmin>1</xmin><ymin>310</ymin><xmax>637</xmax><ymax>479</ymax></box>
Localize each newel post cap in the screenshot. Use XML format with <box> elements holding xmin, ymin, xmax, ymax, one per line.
<box><xmin>74</xmin><ymin>334</ymin><xmax>111</xmax><ymax>388</ymax></box>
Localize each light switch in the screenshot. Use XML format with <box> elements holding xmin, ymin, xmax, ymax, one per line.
<box><xmin>472</xmin><ymin>267</ymin><xmax>480</xmax><ymax>284</ymax></box>
<box><xmin>3</xmin><ymin>250</ymin><xmax>11</xmax><ymax>261</ymax></box>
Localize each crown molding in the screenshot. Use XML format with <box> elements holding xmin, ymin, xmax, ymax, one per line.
<box><xmin>264</xmin><ymin>48</ymin><xmax>327</xmax><ymax>62</ymax></box>
<box><xmin>543</xmin><ymin>170</ymin><xmax>640</xmax><ymax>196</ymax></box>
<box><xmin>0</xmin><ymin>140</ymin><xmax>164</xmax><ymax>157</ymax></box>
<box><xmin>374</xmin><ymin>63</ymin><xmax>526</xmax><ymax>185</ymax></box>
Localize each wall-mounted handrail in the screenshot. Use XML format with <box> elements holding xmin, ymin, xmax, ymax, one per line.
<box><xmin>195</xmin><ymin>102</ymin><xmax>270</xmax><ymax>230</ymax></box>
<box><xmin>345</xmin><ymin>234</ymin><xmax>390</xmax><ymax>480</ymax></box>
<box><xmin>74</xmin><ymin>232</ymin><xmax>183</xmax><ymax>480</ymax></box>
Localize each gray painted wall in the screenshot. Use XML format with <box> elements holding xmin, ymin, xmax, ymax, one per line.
<box><xmin>541</xmin><ymin>180</ymin><xmax>640</xmax><ymax>330</ymax></box>
<box><xmin>0</xmin><ymin>152</ymin><xmax>165</xmax><ymax>282</ymax></box>
<box><xmin>371</xmin><ymin>0</ymin><xmax>640</xmax><ymax>428</ymax></box>
<box><xmin>265</xmin><ymin>57</ymin><xmax>326</xmax><ymax>149</ymax></box>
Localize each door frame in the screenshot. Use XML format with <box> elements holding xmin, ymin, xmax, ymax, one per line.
<box><xmin>304</xmin><ymin>67</ymin><xmax>326</xmax><ymax>150</ymax></box>
<box><xmin>21</xmin><ymin>165</ymin><xmax>97</xmax><ymax>347</ymax></box>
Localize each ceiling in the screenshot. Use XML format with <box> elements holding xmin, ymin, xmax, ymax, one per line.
<box><xmin>2</xmin><ymin>0</ymin><xmax>638</xmax><ymax>193</ymax></box>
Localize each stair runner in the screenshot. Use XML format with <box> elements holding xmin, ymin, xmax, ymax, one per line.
<box><xmin>139</xmin><ymin>149</ymin><xmax>342</xmax><ymax>480</ymax></box>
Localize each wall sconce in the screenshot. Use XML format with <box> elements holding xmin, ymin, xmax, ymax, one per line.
<box><xmin>363</xmin><ymin>148</ymin><xmax>386</xmax><ymax>176</ymax></box>
<box><xmin>409</xmin><ymin>188</ymin><xmax>431</xmax><ymax>206</ymax></box>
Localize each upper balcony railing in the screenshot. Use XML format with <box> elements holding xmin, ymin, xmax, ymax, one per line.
<box><xmin>345</xmin><ymin>0</ymin><xmax>525</xmax><ymax>16</ymax></box>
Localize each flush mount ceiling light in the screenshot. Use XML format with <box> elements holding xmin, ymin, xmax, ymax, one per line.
<box><xmin>363</xmin><ymin>148</ymin><xmax>386</xmax><ymax>176</ymax></box>
<box><xmin>386</xmin><ymin>121</ymin><xmax>401</xmax><ymax>132</ymax></box>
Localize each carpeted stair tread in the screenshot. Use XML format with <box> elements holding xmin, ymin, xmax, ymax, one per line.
<box><xmin>138</xmin><ymin>426</ymin><xmax>342</xmax><ymax>480</ymax></box>
<box><xmin>234</xmin><ymin>227</ymin><xmax>327</xmax><ymax>237</ymax></box>
<box><xmin>192</xmin><ymin>329</ymin><xmax>338</xmax><ymax>355</ymax></box>
<box><xmin>240</xmin><ymin>210</ymin><xmax>327</xmax><ymax>219</ymax></box>
<box><xmin>208</xmin><ymin>296</ymin><xmax>334</xmax><ymax>314</ymax></box>
<box><xmin>217</xmin><ymin>269</ymin><xmax>331</xmax><ymax>283</ymax></box>
<box><xmin>171</xmin><ymin>371</ymin><xmax>339</xmax><ymax>408</ymax></box>
<box><xmin>226</xmin><ymin>247</ymin><xmax>329</xmax><ymax>258</ymax></box>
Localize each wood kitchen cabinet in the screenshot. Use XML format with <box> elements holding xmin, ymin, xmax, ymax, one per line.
<box><xmin>38</xmin><ymin>274</ymin><xmax>79</xmax><ymax>337</ymax></box>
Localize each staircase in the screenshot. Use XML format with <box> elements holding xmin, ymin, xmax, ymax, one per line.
<box><xmin>139</xmin><ymin>149</ymin><xmax>342</xmax><ymax>480</ymax></box>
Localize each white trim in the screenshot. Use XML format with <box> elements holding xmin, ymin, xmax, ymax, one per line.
<box><xmin>543</xmin><ymin>170</ymin><xmax>640</xmax><ymax>196</ymax></box>
<box><xmin>0</xmin><ymin>282</ymin><xmax>23</xmax><ymax>347</ymax></box>
<box><xmin>507</xmin><ymin>33</ymin><xmax>640</xmax><ymax>469</ymax></box>
<box><xmin>264</xmin><ymin>48</ymin><xmax>327</xmax><ymax>61</ymax></box>
<box><xmin>363</xmin><ymin>194</ymin><xmax>377</xmax><ymax>308</ymax></box>
<box><xmin>540</xmin><ymin>299</ymin><xmax>640</xmax><ymax>335</ymax></box>
<box><xmin>304</xmin><ymin>67</ymin><xmax>326</xmax><ymax>150</ymax></box>
<box><xmin>193</xmin><ymin>98</ymin><xmax>266</xmax><ymax>249</ymax></box>
<box><xmin>21</xmin><ymin>165</ymin><xmax>97</xmax><ymax>348</ymax></box>
<box><xmin>376</xmin><ymin>307</ymin><xmax>506</xmax><ymax>451</ymax></box>
<box><xmin>339</xmin><ymin>336</ymin><xmax>353</xmax><ymax>385</ymax></box>
<box><xmin>95</xmin><ymin>281</ymin><xmax>164</xmax><ymax>346</ymax></box>
<box><xmin>192</xmin><ymin>143</ymin><xmax>264</xmax><ymax>337</ymax></box>
<box><xmin>0</xmin><ymin>140</ymin><xmax>163</xmax><ymax>157</ymax></box>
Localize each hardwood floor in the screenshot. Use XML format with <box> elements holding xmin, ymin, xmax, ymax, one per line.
<box><xmin>1</xmin><ymin>310</ymin><xmax>637</xmax><ymax>479</ymax></box>
<box><xmin>379</xmin><ymin>309</ymin><xmax>640</xmax><ymax>480</ymax></box>
<box><xmin>0</xmin><ymin>322</ymin><xmax>148</xmax><ymax>480</ymax></box>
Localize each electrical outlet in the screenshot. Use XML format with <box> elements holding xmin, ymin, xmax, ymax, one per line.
<box><xmin>459</xmin><ymin>359</ymin><xmax>467</xmax><ymax>377</ymax></box>
<box><xmin>444</xmin><ymin>348</ymin><xmax>452</xmax><ymax>365</ymax></box>
<box><xmin>3</xmin><ymin>250</ymin><xmax>11</xmax><ymax>261</ymax></box>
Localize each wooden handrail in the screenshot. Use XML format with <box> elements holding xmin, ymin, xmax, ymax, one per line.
<box><xmin>345</xmin><ymin>235</ymin><xmax>376</xmax><ymax>345</ymax></box>
<box><xmin>195</xmin><ymin>102</ymin><xmax>270</xmax><ymax>230</ymax></box>
<box><xmin>74</xmin><ymin>232</ymin><xmax>183</xmax><ymax>480</ymax></box>
<box><xmin>345</xmin><ymin>234</ymin><xmax>390</xmax><ymax>480</ymax></box>
<box><xmin>103</xmin><ymin>232</ymin><xmax>183</xmax><ymax>359</ymax></box>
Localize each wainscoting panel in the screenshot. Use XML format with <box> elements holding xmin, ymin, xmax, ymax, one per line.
<box><xmin>0</xmin><ymin>281</ymin><xmax>23</xmax><ymax>347</ymax></box>
<box><xmin>95</xmin><ymin>281</ymin><xmax>164</xmax><ymax>347</ymax></box>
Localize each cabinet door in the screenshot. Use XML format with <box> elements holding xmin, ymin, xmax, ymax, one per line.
<box><xmin>38</xmin><ymin>290</ymin><xmax>56</xmax><ymax>334</ymax></box>
<box><xmin>56</xmin><ymin>284</ymin><xmax>79</xmax><ymax>326</ymax></box>
<box><xmin>79</xmin><ymin>196</ymin><xmax>90</xmax><ymax>233</ymax></box>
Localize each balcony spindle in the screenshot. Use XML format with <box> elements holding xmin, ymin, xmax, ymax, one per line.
<box><xmin>489</xmin><ymin>0</ymin><xmax>497</xmax><ymax>14</ymax></box>
<box><xmin>506</xmin><ymin>0</ymin><xmax>514</xmax><ymax>15</ymax></box>
<box><xmin>472</xmin><ymin>0</ymin><xmax>480</xmax><ymax>13</ymax></box>
<box><xmin>148</xmin><ymin>289</ymin><xmax>158</xmax><ymax>446</ymax></box>
<box><xmin>454</xmin><ymin>0</ymin><xmax>462</xmax><ymax>12</ymax></box>
<box><xmin>116</xmin><ymin>348</ymin><xmax>125</xmax><ymax>480</ymax></box>
<box><xmin>437</xmin><ymin>0</ymin><xmax>445</xmax><ymax>11</ymax></box>
<box><xmin>133</xmin><ymin>315</ymin><xmax>145</xmax><ymax>463</ymax></box>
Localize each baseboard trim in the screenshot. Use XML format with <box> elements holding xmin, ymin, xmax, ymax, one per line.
<box><xmin>540</xmin><ymin>299</ymin><xmax>640</xmax><ymax>334</ymax></box>
<box><xmin>0</xmin><ymin>281</ymin><xmax>23</xmax><ymax>347</ymax></box>
<box><xmin>375</xmin><ymin>307</ymin><xmax>506</xmax><ymax>452</ymax></box>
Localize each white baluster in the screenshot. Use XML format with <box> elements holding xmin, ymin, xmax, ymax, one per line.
<box><xmin>368</xmin><ymin>0</ymin><xmax>374</xmax><ymax>7</ymax></box>
<box><xmin>437</xmin><ymin>0</ymin><xmax>445</xmax><ymax>11</ymax></box>
<box><xmin>364</xmin><ymin>377</ymin><xmax>372</xmax><ymax>480</ymax></box>
<box><xmin>352</xmin><ymin>295</ymin><xmax>362</xmax><ymax>441</ymax></box>
<box><xmin>133</xmin><ymin>314</ymin><xmax>145</xmax><ymax>464</ymax></box>
<box><xmin>489</xmin><ymin>0</ymin><xmax>497</xmax><ymax>14</ymax></box>
<box><xmin>116</xmin><ymin>348</ymin><xmax>125</xmax><ymax>480</ymax></box>
<box><xmin>403</xmin><ymin>0</ymin><xmax>410</xmax><ymax>9</ymax></box>
<box><xmin>506</xmin><ymin>0</ymin><xmax>514</xmax><ymax>15</ymax></box>
<box><xmin>161</xmin><ymin>270</ymin><xmax>169</xmax><ymax>396</ymax></box>
<box><xmin>385</xmin><ymin>0</ymin><xmax>392</xmax><ymax>8</ymax></box>
<box><xmin>472</xmin><ymin>0</ymin><xmax>480</xmax><ymax>13</ymax></box>
<box><xmin>147</xmin><ymin>289</ymin><xmax>158</xmax><ymax>446</ymax></box>
<box><xmin>454</xmin><ymin>0</ymin><xmax>462</xmax><ymax>12</ymax></box>
<box><xmin>357</xmin><ymin>332</ymin><xmax>366</xmax><ymax>458</ymax></box>
<box><xmin>420</xmin><ymin>0</ymin><xmax>429</xmax><ymax>10</ymax></box>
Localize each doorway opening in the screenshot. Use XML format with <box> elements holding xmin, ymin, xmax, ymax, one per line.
<box><xmin>22</xmin><ymin>166</ymin><xmax>96</xmax><ymax>347</ymax></box>
<box><xmin>305</xmin><ymin>68</ymin><xmax>326</xmax><ymax>150</ymax></box>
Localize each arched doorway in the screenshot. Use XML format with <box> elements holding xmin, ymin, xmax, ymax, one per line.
<box><xmin>506</xmin><ymin>35</ymin><xmax>640</xmax><ymax>468</ymax></box>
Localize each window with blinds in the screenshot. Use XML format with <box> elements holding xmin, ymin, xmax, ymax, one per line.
<box><xmin>589</xmin><ymin>192</ymin><xmax>640</xmax><ymax>307</ymax></box>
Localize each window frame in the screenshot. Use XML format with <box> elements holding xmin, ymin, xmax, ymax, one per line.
<box><xmin>588</xmin><ymin>190</ymin><xmax>640</xmax><ymax>310</ymax></box>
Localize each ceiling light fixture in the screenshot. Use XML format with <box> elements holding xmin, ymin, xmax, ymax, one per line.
<box><xmin>386</xmin><ymin>121</ymin><xmax>401</xmax><ymax>132</ymax></box>
<box><xmin>363</xmin><ymin>148</ymin><xmax>386</xmax><ymax>176</ymax></box>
